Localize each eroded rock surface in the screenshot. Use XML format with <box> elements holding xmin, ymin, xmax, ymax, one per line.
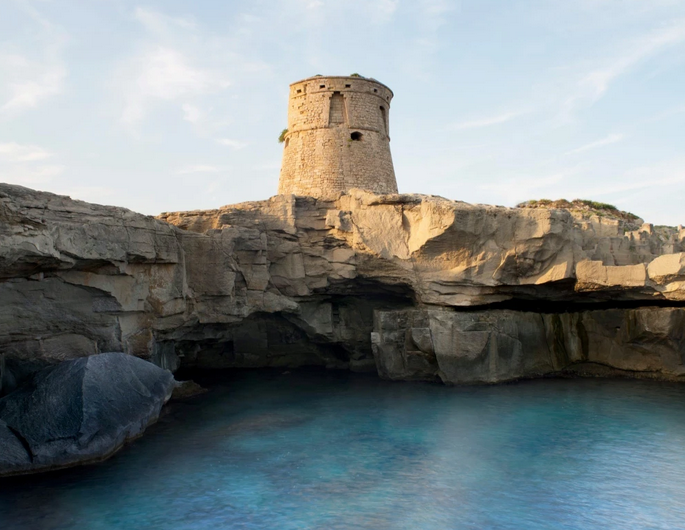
<box><xmin>373</xmin><ymin>307</ymin><xmax>685</xmax><ymax>384</ymax></box>
<box><xmin>1</xmin><ymin>183</ymin><xmax>684</xmax><ymax>388</ymax></box>
<box><xmin>0</xmin><ymin>352</ymin><xmax>175</xmax><ymax>476</ymax></box>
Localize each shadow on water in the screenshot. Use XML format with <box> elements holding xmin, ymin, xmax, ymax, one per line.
<box><xmin>2</xmin><ymin>368</ymin><xmax>685</xmax><ymax>530</ymax></box>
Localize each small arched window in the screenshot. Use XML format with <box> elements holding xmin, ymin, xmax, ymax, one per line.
<box><xmin>350</xmin><ymin>132</ymin><xmax>363</xmax><ymax>141</ymax></box>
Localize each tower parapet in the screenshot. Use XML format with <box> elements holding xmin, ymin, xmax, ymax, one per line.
<box><xmin>278</xmin><ymin>75</ymin><xmax>398</xmax><ymax>197</ymax></box>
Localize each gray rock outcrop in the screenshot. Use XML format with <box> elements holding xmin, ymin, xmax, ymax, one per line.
<box><xmin>0</xmin><ymin>352</ymin><xmax>175</xmax><ymax>476</ymax></box>
<box><xmin>0</xmin><ymin>182</ymin><xmax>684</xmax><ymax>389</ymax></box>
<box><xmin>373</xmin><ymin>307</ymin><xmax>685</xmax><ymax>384</ymax></box>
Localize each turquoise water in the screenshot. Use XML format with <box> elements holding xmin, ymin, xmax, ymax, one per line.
<box><xmin>2</xmin><ymin>370</ymin><xmax>685</xmax><ymax>529</ymax></box>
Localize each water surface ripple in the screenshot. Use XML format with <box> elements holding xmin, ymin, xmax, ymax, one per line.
<box><xmin>2</xmin><ymin>370</ymin><xmax>685</xmax><ymax>529</ymax></box>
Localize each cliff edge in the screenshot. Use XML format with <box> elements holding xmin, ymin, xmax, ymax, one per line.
<box><xmin>1</xmin><ymin>183</ymin><xmax>684</xmax><ymax>390</ymax></box>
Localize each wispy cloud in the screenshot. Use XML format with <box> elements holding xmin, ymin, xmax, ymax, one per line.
<box><xmin>216</xmin><ymin>138</ymin><xmax>247</xmax><ymax>150</ymax></box>
<box><xmin>479</xmin><ymin>171</ymin><xmax>571</xmax><ymax>197</ymax></box>
<box><xmin>134</xmin><ymin>6</ymin><xmax>197</xmax><ymax>33</ymax></box>
<box><xmin>0</xmin><ymin>140</ymin><xmax>63</xmax><ymax>187</ymax></box>
<box><xmin>561</xmin><ymin>19</ymin><xmax>685</xmax><ymax>116</ymax></box>
<box><xmin>591</xmin><ymin>159</ymin><xmax>685</xmax><ymax>224</ymax></box>
<box><xmin>294</xmin><ymin>0</ymin><xmax>399</xmax><ymax>22</ymax></box>
<box><xmin>177</xmin><ymin>164</ymin><xmax>225</xmax><ymax>174</ymax></box>
<box><xmin>180</xmin><ymin>103</ymin><xmax>232</xmax><ymax>135</ymax></box>
<box><xmin>378</xmin><ymin>0</ymin><xmax>400</xmax><ymax>17</ymax></box>
<box><xmin>59</xmin><ymin>186</ymin><xmax>116</xmax><ymax>205</ymax></box>
<box><xmin>395</xmin><ymin>0</ymin><xmax>459</xmax><ymax>79</ymax></box>
<box><xmin>649</xmin><ymin>103</ymin><xmax>685</xmax><ymax>122</ymax></box>
<box><xmin>301</xmin><ymin>0</ymin><xmax>324</xmax><ymax>9</ymax></box>
<box><xmin>115</xmin><ymin>5</ymin><xmax>272</xmax><ymax>138</ymax></box>
<box><xmin>420</xmin><ymin>0</ymin><xmax>457</xmax><ymax>20</ymax></box>
<box><xmin>564</xmin><ymin>133</ymin><xmax>625</xmax><ymax>155</ymax></box>
<box><xmin>0</xmin><ymin>54</ymin><xmax>66</xmax><ymax>116</ymax></box>
<box><xmin>0</xmin><ymin>4</ymin><xmax>68</xmax><ymax>117</ymax></box>
<box><xmin>120</xmin><ymin>46</ymin><xmax>230</xmax><ymax>125</ymax></box>
<box><xmin>253</xmin><ymin>161</ymin><xmax>281</xmax><ymax>171</ymax></box>
<box><xmin>181</xmin><ymin>103</ymin><xmax>203</xmax><ymax>124</ymax></box>
<box><xmin>204</xmin><ymin>177</ymin><xmax>227</xmax><ymax>195</ymax></box>
<box><xmin>448</xmin><ymin>110</ymin><xmax>528</xmax><ymax>130</ymax></box>
<box><xmin>477</xmin><ymin>158</ymin><xmax>685</xmax><ymax>225</ymax></box>
<box><xmin>0</xmin><ymin>142</ymin><xmax>52</xmax><ymax>162</ymax></box>
<box><xmin>582</xmin><ymin>159</ymin><xmax>685</xmax><ymax>196</ymax></box>
<box><xmin>0</xmin><ymin>164</ymin><xmax>65</xmax><ymax>186</ymax></box>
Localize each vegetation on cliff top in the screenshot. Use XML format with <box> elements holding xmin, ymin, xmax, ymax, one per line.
<box><xmin>517</xmin><ymin>199</ymin><xmax>641</xmax><ymax>222</ymax></box>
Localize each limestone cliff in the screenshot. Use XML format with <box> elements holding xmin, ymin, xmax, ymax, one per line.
<box><xmin>1</xmin><ymin>183</ymin><xmax>684</xmax><ymax>389</ymax></box>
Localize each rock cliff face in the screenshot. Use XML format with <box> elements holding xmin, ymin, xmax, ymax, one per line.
<box><xmin>1</xmin><ymin>183</ymin><xmax>684</xmax><ymax>389</ymax></box>
<box><xmin>373</xmin><ymin>308</ymin><xmax>685</xmax><ymax>383</ymax></box>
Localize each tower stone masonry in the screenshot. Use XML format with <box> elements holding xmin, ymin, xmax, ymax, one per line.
<box><xmin>278</xmin><ymin>75</ymin><xmax>398</xmax><ymax>197</ymax></box>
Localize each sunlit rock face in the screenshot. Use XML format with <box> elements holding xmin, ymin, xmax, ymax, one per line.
<box><xmin>1</xmin><ymin>183</ymin><xmax>684</xmax><ymax>388</ymax></box>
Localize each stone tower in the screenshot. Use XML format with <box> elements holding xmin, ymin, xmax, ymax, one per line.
<box><xmin>278</xmin><ymin>75</ymin><xmax>398</xmax><ymax>197</ymax></box>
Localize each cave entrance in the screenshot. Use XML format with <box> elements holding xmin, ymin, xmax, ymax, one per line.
<box><xmin>166</xmin><ymin>280</ymin><xmax>416</xmax><ymax>380</ymax></box>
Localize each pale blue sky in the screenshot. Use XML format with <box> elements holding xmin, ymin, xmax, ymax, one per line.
<box><xmin>1</xmin><ymin>0</ymin><xmax>684</xmax><ymax>225</ymax></box>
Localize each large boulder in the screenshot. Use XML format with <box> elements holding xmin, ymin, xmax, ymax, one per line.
<box><xmin>0</xmin><ymin>352</ymin><xmax>175</xmax><ymax>476</ymax></box>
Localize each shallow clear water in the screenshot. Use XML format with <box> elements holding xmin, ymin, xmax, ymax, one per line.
<box><xmin>2</xmin><ymin>370</ymin><xmax>685</xmax><ymax>530</ymax></box>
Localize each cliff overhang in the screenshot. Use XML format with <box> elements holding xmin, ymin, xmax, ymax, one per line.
<box><xmin>0</xmin><ymin>183</ymin><xmax>684</xmax><ymax>394</ymax></box>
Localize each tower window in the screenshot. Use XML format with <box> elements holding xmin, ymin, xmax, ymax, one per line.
<box><xmin>380</xmin><ymin>106</ymin><xmax>387</xmax><ymax>135</ymax></box>
<box><xmin>296</xmin><ymin>89</ymin><xmax>302</xmax><ymax>93</ymax></box>
<box><xmin>345</xmin><ymin>84</ymin><xmax>351</xmax><ymax>88</ymax></box>
<box><xmin>373</xmin><ymin>88</ymin><xmax>378</xmax><ymax>93</ymax></box>
<box><xmin>350</xmin><ymin>132</ymin><xmax>362</xmax><ymax>141</ymax></box>
<box><xmin>329</xmin><ymin>92</ymin><xmax>346</xmax><ymax>124</ymax></box>
<box><xmin>320</xmin><ymin>84</ymin><xmax>326</xmax><ymax>88</ymax></box>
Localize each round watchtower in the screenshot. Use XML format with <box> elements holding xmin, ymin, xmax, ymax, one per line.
<box><xmin>278</xmin><ymin>75</ymin><xmax>398</xmax><ymax>197</ymax></box>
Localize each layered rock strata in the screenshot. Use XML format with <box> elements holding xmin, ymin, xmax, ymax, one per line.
<box><xmin>373</xmin><ymin>308</ymin><xmax>685</xmax><ymax>383</ymax></box>
<box><xmin>1</xmin><ymin>183</ymin><xmax>684</xmax><ymax>389</ymax></box>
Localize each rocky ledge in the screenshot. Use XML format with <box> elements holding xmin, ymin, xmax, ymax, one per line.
<box><xmin>1</xmin><ymin>183</ymin><xmax>684</xmax><ymax>392</ymax></box>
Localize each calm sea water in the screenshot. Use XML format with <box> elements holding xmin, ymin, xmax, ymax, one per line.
<box><xmin>2</xmin><ymin>370</ymin><xmax>685</xmax><ymax>530</ymax></box>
